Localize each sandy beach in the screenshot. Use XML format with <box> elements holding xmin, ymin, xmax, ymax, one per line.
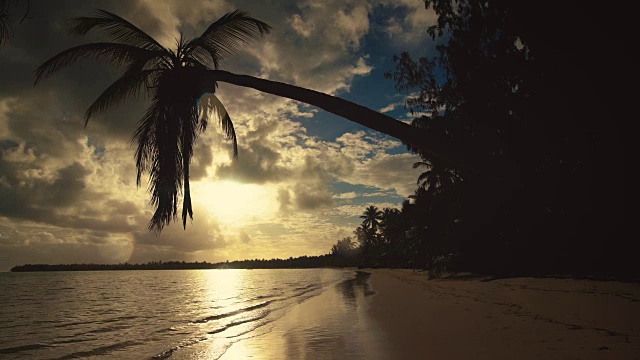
<box><xmin>369</xmin><ymin>270</ymin><xmax>640</xmax><ymax>359</ymax></box>
<box><xmin>219</xmin><ymin>270</ymin><xmax>640</xmax><ymax>360</ymax></box>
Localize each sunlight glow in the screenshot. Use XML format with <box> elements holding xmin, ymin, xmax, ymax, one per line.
<box><xmin>203</xmin><ymin>269</ymin><xmax>243</xmax><ymax>303</ymax></box>
<box><xmin>194</xmin><ymin>181</ymin><xmax>278</xmax><ymax>226</ymax></box>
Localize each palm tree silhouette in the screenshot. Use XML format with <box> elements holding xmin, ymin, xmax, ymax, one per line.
<box><xmin>331</xmin><ymin>237</ymin><xmax>355</xmax><ymax>257</ymax></box>
<box><xmin>379</xmin><ymin>207</ymin><xmax>401</xmax><ymax>239</ymax></box>
<box><xmin>413</xmin><ymin>159</ymin><xmax>458</xmax><ymax>194</ymax></box>
<box><xmin>360</xmin><ymin>205</ymin><xmax>383</xmax><ymax>232</ymax></box>
<box><xmin>34</xmin><ymin>9</ymin><xmax>481</xmax><ymax>233</ymax></box>
<box><xmin>35</xmin><ymin>10</ymin><xmax>270</xmax><ymax>232</ymax></box>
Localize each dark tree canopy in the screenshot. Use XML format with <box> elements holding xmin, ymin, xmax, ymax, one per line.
<box><xmin>384</xmin><ymin>0</ymin><xmax>633</xmax><ymax>275</ymax></box>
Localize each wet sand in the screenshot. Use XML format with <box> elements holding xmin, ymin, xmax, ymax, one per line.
<box><xmin>219</xmin><ymin>270</ymin><xmax>640</xmax><ymax>359</ymax></box>
<box><xmin>218</xmin><ymin>271</ymin><xmax>387</xmax><ymax>359</ymax></box>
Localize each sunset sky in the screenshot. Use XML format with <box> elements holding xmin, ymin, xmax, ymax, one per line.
<box><xmin>0</xmin><ymin>0</ymin><xmax>439</xmax><ymax>271</ymax></box>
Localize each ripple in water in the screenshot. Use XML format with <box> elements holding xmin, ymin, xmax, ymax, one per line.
<box><xmin>0</xmin><ymin>269</ymin><xmax>355</xmax><ymax>359</ymax></box>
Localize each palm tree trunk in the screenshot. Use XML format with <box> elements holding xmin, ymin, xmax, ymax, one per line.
<box><xmin>204</xmin><ymin>70</ymin><xmax>515</xmax><ymax>181</ymax></box>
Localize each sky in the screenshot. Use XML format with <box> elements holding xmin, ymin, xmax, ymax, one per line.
<box><xmin>0</xmin><ymin>0</ymin><xmax>440</xmax><ymax>271</ymax></box>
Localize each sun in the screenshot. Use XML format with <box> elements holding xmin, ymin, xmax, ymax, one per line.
<box><xmin>193</xmin><ymin>181</ymin><xmax>278</xmax><ymax>226</ymax></box>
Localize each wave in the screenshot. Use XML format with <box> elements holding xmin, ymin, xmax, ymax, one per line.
<box><xmin>151</xmin><ymin>277</ymin><xmax>332</xmax><ymax>358</ymax></box>
<box><xmin>0</xmin><ymin>268</ymin><xmax>355</xmax><ymax>360</ymax></box>
<box><xmin>0</xmin><ymin>343</ymin><xmax>53</xmax><ymax>355</ymax></box>
<box><xmin>193</xmin><ymin>300</ymin><xmax>273</xmax><ymax>324</ymax></box>
<box><xmin>54</xmin><ymin>340</ymin><xmax>142</xmax><ymax>359</ymax></box>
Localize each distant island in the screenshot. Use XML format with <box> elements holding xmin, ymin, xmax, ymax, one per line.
<box><xmin>10</xmin><ymin>254</ymin><xmax>359</xmax><ymax>272</ymax></box>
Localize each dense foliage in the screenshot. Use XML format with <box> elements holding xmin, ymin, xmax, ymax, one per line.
<box><xmin>375</xmin><ymin>0</ymin><xmax>632</xmax><ymax>276</ymax></box>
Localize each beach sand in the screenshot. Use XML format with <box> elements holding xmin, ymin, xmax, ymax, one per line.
<box><xmin>219</xmin><ymin>270</ymin><xmax>640</xmax><ymax>359</ymax></box>
<box><xmin>369</xmin><ymin>270</ymin><xmax>639</xmax><ymax>359</ymax></box>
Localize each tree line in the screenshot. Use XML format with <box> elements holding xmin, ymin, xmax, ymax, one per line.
<box><xmin>10</xmin><ymin>255</ymin><xmax>354</xmax><ymax>272</ymax></box>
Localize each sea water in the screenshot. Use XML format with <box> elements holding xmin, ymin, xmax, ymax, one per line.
<box><xmin>0</xmin><ymin>269</ymin><xmax>363</xmax><ymax>359</ymax></box>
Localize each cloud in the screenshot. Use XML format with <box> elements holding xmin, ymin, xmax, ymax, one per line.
<box><xmin>342</xmin><ymin>152</ymin><xmax>422</xmax><ymax>198</ymax></box>
<box><xmin>374</xmin><ymin>0</ymin><xmax>438</xmax><ymax>46</ymax></box>
<box><xmin>334</xmin><ymin>191</ymin><xmax>358</xmax><ymax>199</ymax></box>
<box><xmin>0</xmin><ymin>94</ymin><xmax>148</xmax><ymax>233</ymax></box>
<box><xmin>334</xmin><ymin>2</ymin><xmax>371</xmax><ymax>51</ymax></box>
<box><xmin>292</xmin><ymin>182</ymin><xmax>334</xmax><ymax>211</ymax></box>
<box><xmin>131</xmin><ymin>206</ymin><xmax>226</xmax><ymax>262</ymax></box>
<box><xmin>379</xmin><ymin>102</ymin><xmax>401</xmax><ymax>113</ymax></box>
<box><xmin>290</xmin><ymin>14</ymin><xmax>314</xmax><ymax>38</ymax></box>
<box><xmin>0</xmin><ymin>0</ymin><xmax>427</xmax><ymax>271</ymax></box>
<box><xmin>238</xmin><ymin>229</ymin><xmax>251</xmax><ymax>243</ymax></box>
<box><xmin>226</xmin><ymin>0</ymin><xmax>375</xmax><ymax>94</ymax></box>
<box><xmin>277</xmin><ymin>188</ymin><xmax>293</xmax><ymax>213</ymax></box>
<box><xmin>0</xmin><ymin>219</ymin><xmax>134</xmax><ymax>268</ymax></box>
<box><xmin>215</xmin><ymin>140</ymin><xmax>290</xmax><ymax>184</ymax></box>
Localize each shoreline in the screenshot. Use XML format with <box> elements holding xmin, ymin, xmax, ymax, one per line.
<box><xmin>217</xmin><ymin>269</ymin><xmax>639</xmax><ymax>359</ymax></box>
<box><xmin>217</xmin><ymin>270</ymin><xmax>387</xmax><ymax>359</ymax></box>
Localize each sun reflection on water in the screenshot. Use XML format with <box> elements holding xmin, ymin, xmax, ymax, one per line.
<box><xmin>202</xmin><ymin>269</ymin><xmax>243</xmax><ymax>304</ymax></box>
<box><xmin>217</xmin><ymin>271</ymin><xmax>386</xmax><ymax>360</ymax></box>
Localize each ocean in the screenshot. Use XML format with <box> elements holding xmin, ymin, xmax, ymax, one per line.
<box><xmin>0</xmin><ymin>268</ymin><xmax>373</xmax><ymax>359</ymax></box>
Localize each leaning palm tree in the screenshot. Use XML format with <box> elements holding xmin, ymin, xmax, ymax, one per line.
<box><xmin>35</xmin><ymin>9</ymin><xmax>491</xmax><ymax>233</ymax></box>
<box><xmin>360</xmin><ymin>205</ymin><xmax>384</xmax><ymax>232</ymax></box>
<box><xmin>35</xmin><ymin>9</ymin><xmax>271</xmax><ymax>232</ymax></box>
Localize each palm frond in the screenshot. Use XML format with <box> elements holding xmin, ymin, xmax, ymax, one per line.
<box><xmin>34</xmin><ymin>42</ymin><xmax>162</xmax><ymax>85</ymax></box>
<box><xmin>416</xmin><ymin>171</ymin><xmax>429</xmax><ymax>186</ymax></box>
<box><xmin>132</xmin><ymin>98</ymin><xmax>158</xmax><ymax>187</ymax></box>
<box><xmin>184</xmin><ymin>10</ymin><xmax>271</xmax><ymax>68</ymax></box>
<box><xmin>84</xmin><ymin>69</ymin><xmax>160</xmax><ymax>126</ymax></box>
<box><xmin>134</xmin><ymin>79</ymin><xmax>207</xmax><ymax>233</ymax></box>
<box><xmin>70</xmin><ymin>9</ymin><xmax>165</xmax><ymax>51</ymax></box>
<box><xmin>219</xmin><ymin>111</ymin><xmax>237</xmax><ymax>158</ymax></box>
<box><xmin>413</xmin><ymin>160</ymin><xmax>431</xmax><ymax>169</ymax></box>
<box><xmin>187</xmin><ymin>45</ymin><xmax>220</xmax><ymax>69</ymax></box>
<box><xmin>200</xmin><ymin>94</ymin><xmax>238</xmax><ymax>158</ymax></box>
<box><xmin>0</xmin><ymin>1</ymin><xmax>14</xmax><ymax>48</ymax></box>
<box><xmin>180</xmin><ymin>105</ymin><xmax>199</xmax><ymax>229</ymax></box>
<box><xmin>182</xmin><ymin>182</ymin><xmax>193</xmax><ymax>229</ymax></box>
<box><xmin>147</xmin><ymin>100</ymin><xmax>184</xmax><ymax>233</ymax></box>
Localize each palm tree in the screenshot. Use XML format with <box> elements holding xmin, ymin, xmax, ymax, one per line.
<box><xmin>35</xmin><ymin>10</ymin><xmax>271</xmax><ymax>232</ymax></box>
<box><xmin>360</xmin><ymin>205</ymin><xmax>383</xmax><ymax>232</ymax></box>
<box><xmin>413</xmin><ymin>159</ymin><xmax>459</xmax><ymax>194</ymax></box>
<box><xmin>379</xmin><ymin>207</ymin><xmax>401</xmax><ymax>239</ymax></box>
<box><xmin>35</xmin><ymin>9</ymin><xmax>488</xmax><ymax>233</ymax></box>
<box><xmin>379</xmin><ymin>207</ymin><xmax>400</xmax><ymax>228</ymax></box>
<box><xmin>331</xmin><ymin>237</ymin><xmax>355</xmax><ymax>257</ymax></box>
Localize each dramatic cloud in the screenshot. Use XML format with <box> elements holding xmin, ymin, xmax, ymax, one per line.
<box><xmin>130</xmin><ymin>206</ymin><xmax>227</xmax><ymax>262</ymax></box>
<box><xmin>376</xmin><ymin>0</ymin><xmax>438</xmax><ymax>46</ymax></box>
<box><xmin>0</xmin><ymin>0</ymin><xmax>435</xmax><ymax>270</ymax></box>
